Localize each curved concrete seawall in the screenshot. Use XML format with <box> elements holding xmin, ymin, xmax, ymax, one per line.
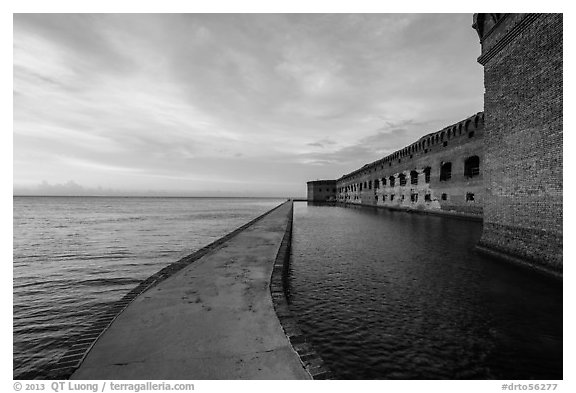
<box><xmin>53</xmin><ymin>201</ymin><xmax>310</xmax><ymax>380</ymax></box>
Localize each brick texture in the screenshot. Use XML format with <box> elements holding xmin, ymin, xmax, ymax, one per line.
<box><xmin>476</xmin><ymin>13</ymin><xmax>563</xmax><ymax>272</ymax></box>
<box><xmin>335</xmin><ymin>113</ymin><xmax>485</xmax><ymax>217</ymax></box>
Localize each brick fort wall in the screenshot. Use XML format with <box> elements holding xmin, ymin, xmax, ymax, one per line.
<box><xmin>307</xmin><ymin>180</ymin><xmax>337</xmax><ymax>202</ymax></box>
<box><xmin>336</xmin><ymin>113</ymin><xmax>485</xmax><ymax>217</ymax></box>
<box><xmin>474</xmin><ymin>14</ymin><xmax>563</xmax><ymax>273</ymax></box>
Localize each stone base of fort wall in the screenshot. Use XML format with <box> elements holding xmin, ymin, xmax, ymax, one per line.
<box><xmin>336</xmin><ymin>201</ymin><xmax>483</xmax><ymax>222</ymax></box>
<box><xmin>477</xmin><ymin>223</ymin><xmax>562</xmax><ymax>278</ymax></box>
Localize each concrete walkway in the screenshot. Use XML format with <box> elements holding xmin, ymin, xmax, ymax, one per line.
<box><xmin>72</xmin><ymin>201</ymin><xmax>310</xmax><ymax>380</ymax></box>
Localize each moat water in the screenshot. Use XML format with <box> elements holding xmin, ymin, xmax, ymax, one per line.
<box><xmin>287</xmin><ymin>203</ymin><xmax>562</xmax><ymax>380</ymax></box>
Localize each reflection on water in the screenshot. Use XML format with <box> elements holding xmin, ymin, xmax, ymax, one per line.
<box><xmin>288</xmin><ymin>203</ymin><xmax>562</xmax><ymax>379</ymax></box>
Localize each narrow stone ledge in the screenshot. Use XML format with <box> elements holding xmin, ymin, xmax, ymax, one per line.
<box><xmin>300</xmin><ymin>353</ymin><xmax>318</xmax><ymax>362</ymax></box>
<box><xmin>310</xmin><ymin>370</ymin><xmax>335</xmax><ymax>380</ymax></box>
<box><xmin>306</xmin><ymin>364</ymin><xmax>332</xmax><ymax>379</ymax></box>
<box><xmin>63</xmin><ymin>348</ymin><xmax>90</xmax><ymax>356</ymax></box>
<box><xmin>476</xmin><ymin>244</ymin><xmax>562</xmax><ymax>280</ymax></box>
<box><xmin>54</xmin><ymin>360</ymin><xmax>81</xmax><ymax>368</ymax></box>
<box><xmin>57</xmin><ymin>354</ymin><xmax>84</xmax><ymax>363</ymax></box>
<box><xmin>337</xmin><ymin>201</ymin><xmax>483</xmax><ymax>222</ymax></box>
<box><xmin>49</xmin><ymin>200</ymin><xmax>290</xmax><ymax>380</ymax></box>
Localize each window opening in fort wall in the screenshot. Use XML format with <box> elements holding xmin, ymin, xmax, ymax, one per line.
<box><xmin>309</xmin><ymin>112</ymin><xmax>485</xmax><ymax>217</ymax></box>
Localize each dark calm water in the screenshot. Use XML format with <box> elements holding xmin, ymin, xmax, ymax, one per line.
<box><xmin>288</xmin><ymin>203</ymin><xmax>562</xmax><ymax>380</ymax></box>
<box><xmin>13</xmin><ymin>196</ymin><xmax>284</xmax><ymax>379</ymax></box>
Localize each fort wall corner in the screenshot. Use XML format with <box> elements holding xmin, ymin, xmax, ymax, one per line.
<box><xmin>473</xmin><ymin>13</ymin><xmax>563</xmax><ymax>274</ymax></box>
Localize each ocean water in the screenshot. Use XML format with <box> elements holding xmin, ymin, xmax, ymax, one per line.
<box><xmin>288</xmin><ymin>203</ymin><xmax>562</xmax><ymax>380</ymax></box>
<box><xmin>13</xmin><ymin>196</ymin><xmax>284</xmax><ymax>379</ymax></box>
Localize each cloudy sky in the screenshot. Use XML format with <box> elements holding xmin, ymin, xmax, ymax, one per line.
<box><xmin>13</xmin><ymin>14</ymin><xmax>484</xmax><ymax>197</ymax></box>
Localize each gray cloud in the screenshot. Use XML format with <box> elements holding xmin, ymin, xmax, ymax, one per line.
<box><xmin>13</xmin><ymin>14</ymin><xmax>484</xmax><ymax>197</ymax></box>
<box><xmin>14</xmin><ymin>14</ymin><xmax>134</xmax><ymax>75</ymax></box>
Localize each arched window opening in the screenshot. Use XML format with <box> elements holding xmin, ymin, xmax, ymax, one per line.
<box><xmin>410</xmin><ymin>170</ymin><xmax>418</xmax><ymax>185</ymax></box>
<box><xmin>382</xmin><ymin>177</ymin><xmax>387</xmax><ymax>186</ymax></box>
<box><xmin>389</xmin><ymin>176</ymin><xmax>395</xmax><ymax>187</ymax></box>
<box><xmin>440</xmin><ymin>162</ymin><xmax>452</xmax><ymax>181</ymax></box>
<box><xmin>464</xmin><ymin>155</ymin><xmax>480</xmax><ymax>178</ymax></box>
<box><xmin>411</xmin><ymin>193</ymin><xmax>418</xmax><ymax>203</ymax></box>
<box><xmin>399</xmin><ymin>173</ymin><xmax>407</xmax><ymax>186</ymax></box>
